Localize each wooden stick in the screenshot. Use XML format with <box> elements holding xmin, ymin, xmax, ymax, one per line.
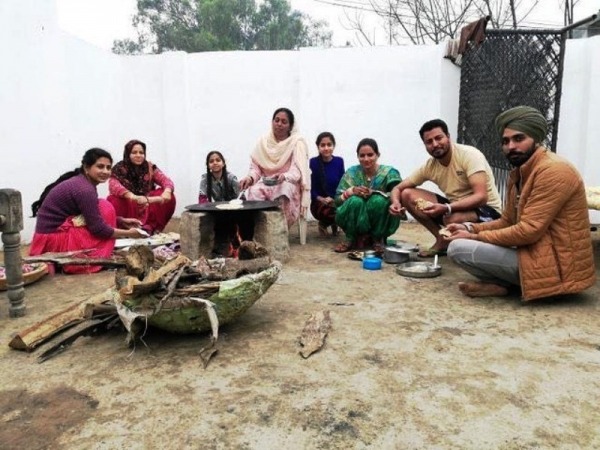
<box><xmin>37</xmin><ymin>315</ymin><xmax>120</xmax><ymax>363</ymax></box>
<box><xmin>23</xmin><ymin>256</ymin><xmax>126</xmax><ymax>267</ymax></box>
<box><xmin>155</xmin><ymin>266</ymin><xmax>186</xmax><ymax>314</ymax></box>
<box><xmin>8</xmin><ymin>288</ymin><xmax>117</xmax><ymax>352</ymax></box>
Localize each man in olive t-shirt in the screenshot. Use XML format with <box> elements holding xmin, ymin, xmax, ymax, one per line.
<box><xmin>389</xmin><ymin>119</ymin><xmax>501</xmax><ymax>257</ymax></box>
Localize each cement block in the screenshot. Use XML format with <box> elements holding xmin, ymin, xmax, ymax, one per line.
<box><xmin>179</xmin><ymin>211</ymin><xmax>214</xmax><ymax>260</ymax></box>
<box><xmin>254</xmin><ymin>209</ymin><xmax>290</xmax><ymax>263</ymax></box>
<box><xmin>179</xmin><ymin>208</ymin><xmax>289</xmax><ymax>262</ymax></box>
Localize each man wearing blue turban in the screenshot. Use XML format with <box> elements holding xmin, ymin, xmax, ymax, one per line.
<box><xmin>444</xmin><ymin>106</ymin><xmax>595</xmax><ymax>301</ymax></box>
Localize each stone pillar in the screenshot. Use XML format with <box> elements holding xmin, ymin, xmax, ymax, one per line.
<box><xmin>0</xmin><ymin>189</ymin><xmax>26</xmax><ymax>317</ymax></box>
<box><xmin>254</xmin><ymin>209</ymin><xmax>290</xmax><ymax>263</ymax></box>
<box><xmin>179</xmin><ymin>211</ymin><xmax>215</xmax><ymax>260</ymax></box>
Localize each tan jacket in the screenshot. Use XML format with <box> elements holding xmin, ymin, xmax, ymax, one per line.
<box><xmin>473</xmin><ymin>148</ymin><xmax>595</xmax><ymax>301</ymax></box>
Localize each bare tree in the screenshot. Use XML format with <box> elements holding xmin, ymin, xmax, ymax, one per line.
<box><xmin>337</xmin><ymin>0</ymin><xmax>541</xmax><ymax>45</ymax></box>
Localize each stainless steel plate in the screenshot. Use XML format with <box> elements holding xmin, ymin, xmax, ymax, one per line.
<box><xmin>396</xmin><ymin>261</ymin><xmax>442</xmax><ymax>278</ymax></box>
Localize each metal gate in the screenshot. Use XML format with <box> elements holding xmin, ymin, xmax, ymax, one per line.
<box><xmin>456</xmin><ymin>29</ymin><xmax>566</xmax><ymax>200</ymax></box>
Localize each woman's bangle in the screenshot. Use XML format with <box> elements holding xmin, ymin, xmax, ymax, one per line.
<box><xmin>445</xmin><ymin>203</ymin><xmax>452</xmax><ymax>216</ymax></box>
<box><xmin>145</xmin><ymin>196</ymin><xmax>149</xmax><ymax>204</ymax></box>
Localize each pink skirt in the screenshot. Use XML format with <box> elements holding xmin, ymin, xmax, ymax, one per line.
<box><xmin>246</xmin><ymin>181</ymin><xmax>301</xmax><ymax>227</ymax></box>
<box><xmin>29</xmin><ymin>199</ymin><xmax>116</xmax><ymax>274</ymax></box>
<box><xmin>107</xmin><ymin>188</ymin><xmax>176</xmax><ymax>234</ymax></box>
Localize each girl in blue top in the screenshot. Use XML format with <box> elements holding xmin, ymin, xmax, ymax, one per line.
<box><xmin>309</xmin><ymin>132</ymin><xmax>345</xmax><ymax>237</ymax></box>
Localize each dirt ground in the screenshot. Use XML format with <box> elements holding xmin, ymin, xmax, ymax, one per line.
<box><xmin>1</xmin><ymin>221</ymin><xmax>600</xmax><ymax>450</ymax></box>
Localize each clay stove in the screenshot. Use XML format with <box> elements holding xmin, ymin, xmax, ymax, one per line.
<box><xmin>179</xmin><ymin>200</ymin><xmax>291</xmax><ymax>262</ymax></box>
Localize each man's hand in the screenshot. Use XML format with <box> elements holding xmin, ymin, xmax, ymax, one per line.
<box><xmin>389</xmin><ymin>201</ymin><xmax>406</xmax><ymax>216</ymax></box>
<box><xmin>444</xmin><ymin>229</ymin><xmax>473</xmax><ymax>241</ymax></box>
<box><xmin>441</xmin><ymin>223</ymin><xmax>476</xmax><ymax>241</ymax></box>
<box><xmin>445</xmin><ymin>223</ymin><xmax>466</xmax><ymax>233</ymax></box>
<box><xmin>421</xmin><ymin>203</ymin><xmax>448</xmax><ymax>217</ymax></box>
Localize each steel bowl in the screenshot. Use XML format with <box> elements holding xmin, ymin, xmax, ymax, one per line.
<box><xmin>262</xmin><ymin>176</ymin><xmax>278</xmax><ymax>186</ymax></box>
<box><xmin>383</xmin><ymin>246</ymin><xmax>411</xmax><ymax>264</ymax></box>
<box><xmin>395</xmin><ymin>261</ymin><xmax>442</xmax><ymax>278</ymax></box>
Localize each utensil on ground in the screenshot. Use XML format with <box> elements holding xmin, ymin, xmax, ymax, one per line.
<box><xmin>363</xmin><ymin>256</ymin><xmax>382</xmax><ymax>270</ymax></box>
<box><xmin>396</xmin><ymin>261</ymin><xmax>442</xmax><ymax>278</ymax></box>
<box><xmin>383</xmin><ymin>246</ymin><xmax>411</xmax><ymax>264</ymax></box>
<box><xmin>347</xmin><ymin>251</ymin><xmax>363</xmax><ymax>261</ymax></box>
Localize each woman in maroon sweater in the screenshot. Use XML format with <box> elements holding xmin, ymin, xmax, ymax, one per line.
<box><xmin>30</xmin><ymin>148</ymin><xmax>145</xmax><ymax>274</ymax></box>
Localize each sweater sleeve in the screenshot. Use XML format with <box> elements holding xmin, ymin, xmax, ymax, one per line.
<box><xmin>77</xmin><ymin>184</ymin><xmax>114</xmax><ymax>239</ymax></box>
<box><xmin>198</xmin><ymin>173</ymin><xmax>208</xmax><ymax>200</ymax></box>
<box><xmin>475</xmin><ymin>164</ymin><xmax>578</xmax><ymax>247</ymax></box>
<box><xmin>153</xmin><ymin>167</ymin><xmax>175</xmax><ymax>192</ymax></box>
<box><xmin>335</xmin><ymin>168</ymin><xmax>354</xmax><ymax>206</ymax></box>
<box><xmin>108</xmin><ymin>176</ymin><xmax>128</xmax><ymax>198</ymax></box>
<box><xmin>229</xmin><ymin>173</ymin><xmax>240</xmax><ymax>198</ymax></box>
<box><xmin>309</xmin><ymin>158</ymin><xmax>319</xmax><ymax>200</ymax></box>
<box><xmin>247</xmin><ymin>160</ymin><xmax>263</xmax><ymax>184</ymax></box>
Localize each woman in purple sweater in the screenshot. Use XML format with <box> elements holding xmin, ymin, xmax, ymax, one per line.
<box><xmin>309</xmin><ymin>132</ymin><xmax>345</xmax><ymax>236</ymax></box>
<box><xmin>30</xmin><ymin>148</ymin><xmax>145</xmax><ymax>274</ymax></box>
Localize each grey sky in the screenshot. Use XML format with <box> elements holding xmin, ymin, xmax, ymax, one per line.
<box><xmin>56</xmin><ymin>0</ymin><xmax>599</xmax><ymax>50</ymax></box>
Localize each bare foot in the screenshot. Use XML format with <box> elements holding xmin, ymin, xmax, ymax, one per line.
<box><xmin>458</xmin><ymin>281</ymin><xmax>509</xmax><ymax>298</ymax></box>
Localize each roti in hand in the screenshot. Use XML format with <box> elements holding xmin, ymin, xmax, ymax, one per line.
<box><xmin>415</xmin><ymin>198</ymin><xmax>434</xmax><ymax>211</ymax></box>
<box><xmin>439</xmin><ymin>226</ymin><xmax>452</xmax><ymax>238</ymax></box>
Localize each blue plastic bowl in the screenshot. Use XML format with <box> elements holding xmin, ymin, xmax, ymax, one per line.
<box><xmin>362</xmin><ymin>256</ymin><xmax>382</xmax><ymax>270</ymax></box>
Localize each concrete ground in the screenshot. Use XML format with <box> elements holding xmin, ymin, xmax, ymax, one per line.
<box><xmin>1</xmin><ymin>221</ymin><xmax>600</xmax><ymax>449</ymax></box>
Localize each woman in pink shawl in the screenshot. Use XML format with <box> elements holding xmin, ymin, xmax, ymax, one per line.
<box><xmin>239</xmin><ymin>108</ymin><xmax>310</xmax><ymax>228</ymax></box>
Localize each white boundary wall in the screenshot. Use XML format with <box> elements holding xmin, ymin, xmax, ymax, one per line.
<box><xmin>1</xmin><ymin>1</ymin><xmax>599</xmax><ymax>243</ymax></box>
<box><xmin>557</xmin><ymin>35</ymin><xmax>600</xmax><ymax>223</ymax></box>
